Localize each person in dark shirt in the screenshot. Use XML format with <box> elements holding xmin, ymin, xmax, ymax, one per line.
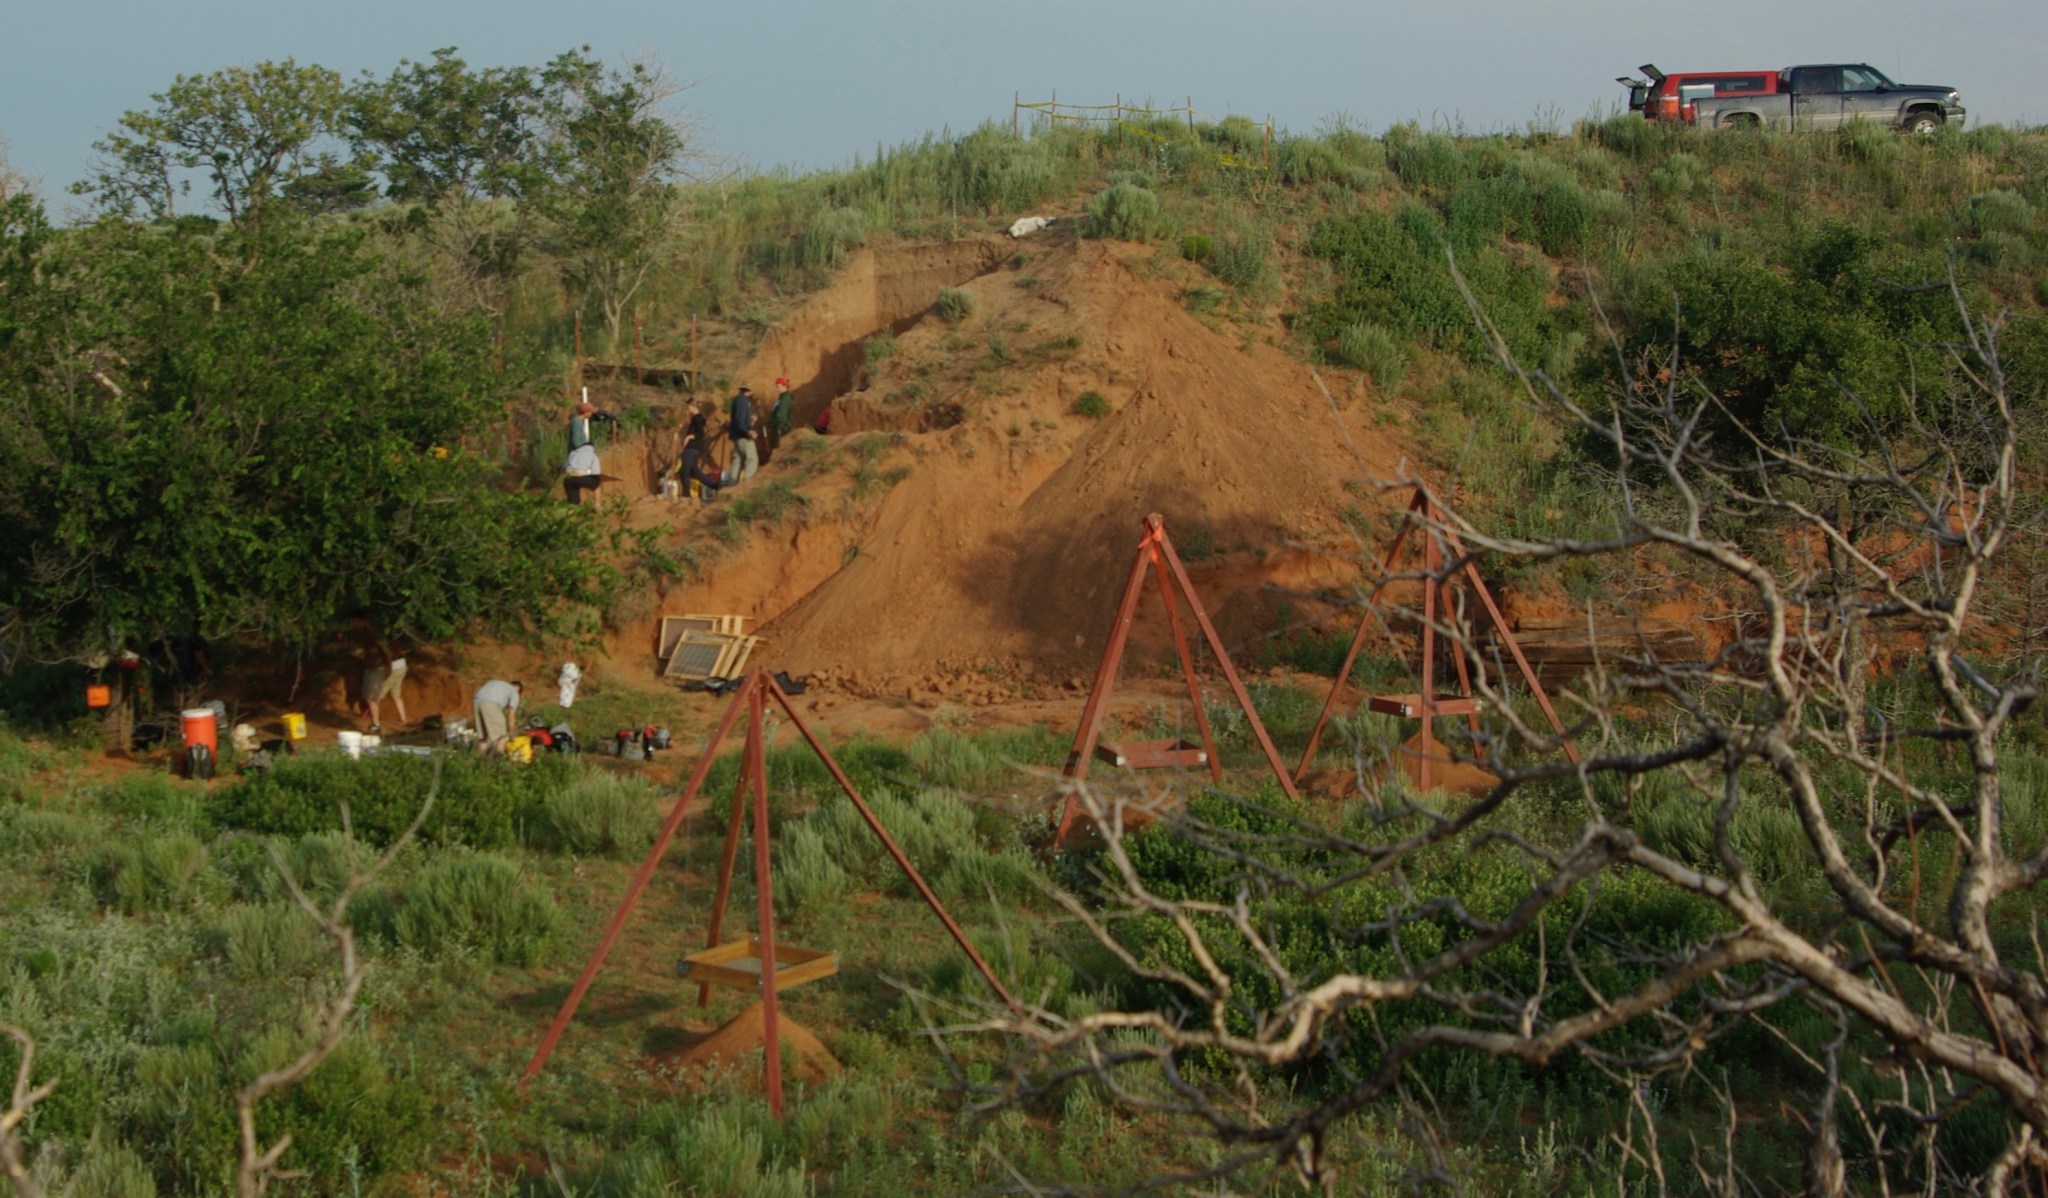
<box><xmin>677</xmin><ymin>434</ymin><xmax>721</xmax><ymax>503</ymax></box>
<box><xmin>727</xmin><ymin>386</ymin><xmax>758</xmax><ymax>482</ymax></box>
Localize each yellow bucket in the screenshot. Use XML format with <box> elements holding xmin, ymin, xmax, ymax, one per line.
<box><xmin>506</xmin><ymin>735</ymin><xmax>533</xmax><ymax>764</ymax></box>
<box><xmin>281</xmin><ymin>712</ymin><xmax>307</xmax><ymax>741</ymax></box>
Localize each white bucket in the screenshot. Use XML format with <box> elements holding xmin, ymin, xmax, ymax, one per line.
<box><xmin>337</xmin><ymin>730</ymin><xmax>363</xmax><ymax>760</ymax></box>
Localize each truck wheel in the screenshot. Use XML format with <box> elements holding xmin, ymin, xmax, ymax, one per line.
<box><xmin>1905</xmin><ymin>110</ymin><xmax>1943</xmax><ymax>136</ymax></box>
<box><xmin>1727</xmin><ymin>114</ymin><xmax>1761</xmax><ymax>131</ymax></box>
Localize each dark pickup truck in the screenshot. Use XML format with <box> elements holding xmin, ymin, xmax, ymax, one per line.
<box><xmin>1693</xmin><ymin>64</ymin><xmax>1963</xmax><ymax>133</ymax></box>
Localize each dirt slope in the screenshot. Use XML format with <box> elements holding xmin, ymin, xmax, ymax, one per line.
<box><xmin>650</xmin><ymin>230</ymin><xmax>1413</xmax><ymax>697</ymax></box>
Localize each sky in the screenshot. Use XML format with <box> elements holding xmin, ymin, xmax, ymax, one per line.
<box><xmin>4</xmin><ymin>0</ymin><xmax>2044</xmax><ymax>216</ymax></box>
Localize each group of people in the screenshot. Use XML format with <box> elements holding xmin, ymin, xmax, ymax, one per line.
<box><xmin>562</xmin><ymin>378</ymin><xmax>810</xmax><ymax>507</ymax></box>
<box><xmin>659</xmin><ymin>377</ymin><xmax>803</xmax><ymax>505</ymax></box>
<box><xmin>347</xmin><ymin>615</ymin><xmax>522</xmax><ymax>756</ymax></box>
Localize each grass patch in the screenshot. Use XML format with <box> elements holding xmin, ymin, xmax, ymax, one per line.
<box><xmin>1069</xmin><ymin>391</ymin><xmax>1111</xmax><ymax>419</ymax></box>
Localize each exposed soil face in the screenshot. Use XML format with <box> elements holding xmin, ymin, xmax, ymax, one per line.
<box><xmin>737</xmin><ymin>237</ymin><xmax>1019</xmax><ymax>430</ymax></box>
<box><xmin>639</xmin><ymin>231</ymin><xmax>1414</xmax><ymax>698</ymax></box>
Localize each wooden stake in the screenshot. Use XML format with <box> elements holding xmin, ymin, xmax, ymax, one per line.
<box><xmin>748</xmin><ymin>683</ymin><xmax>783</xmax><ymax>1117</ymax></box>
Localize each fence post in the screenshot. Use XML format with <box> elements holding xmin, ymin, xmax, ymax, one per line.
<box><xmin>1186</xmin><ymin>96</ymin><xmax>1195</xmax><ymax>135</ymax></box>
<box><xmin>1266</xmin><ymin>114</ymin><xmax>1273</xmax><ymax>173</ymax></box>
<box><xmin>1116</xmin><ymin>94</ymin><xmax>1123</xmax><ymax>146</ymax></box>
<box><xmin>1013</xmin><ymin>91</ymin><xmax>1019</xmax><ymax>136</ymax></box>
<box><xmin>1050</xmin><ymin>88</ymin><xmax>1057</xmax><ymax>123</ymax></box>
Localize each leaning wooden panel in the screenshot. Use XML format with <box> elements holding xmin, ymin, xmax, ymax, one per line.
<box><xmin>660</xmin><ymin>616</ymin><xmax>719</xmax><ymax>659</ymax></box>
<box><xmin>718</xmin><ymin>635</ymin><xmax>763</xmax><ymax>680</ymax></box>
<box><xmin>665</xmin><ymin>633</ymin><xmax>733</xmax><ymax>680</ymax></box>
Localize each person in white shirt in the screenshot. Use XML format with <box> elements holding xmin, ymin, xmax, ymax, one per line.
<box><xmin>471</xmin><ymin>679</ymin><xmax>523</xmax><ymax>753</ymax></box>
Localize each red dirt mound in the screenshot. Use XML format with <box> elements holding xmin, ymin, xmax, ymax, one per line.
<box><xmin>649</xmin><ymin>1002</ymin><xmax>841</xmax><ymax>1086</ymax></box>
<box><xmin>647</xmin><ymin>233</ymin><xmax>1413</xmax><ymax>696</ymax></box>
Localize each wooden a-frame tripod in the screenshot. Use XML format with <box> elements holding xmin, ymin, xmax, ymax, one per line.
<box><xmin>1053</xmin><ymin>514</ymin><xmax>1300</xmax><ymax>848</ymax></box>
<box><xmin>1295</xmin><ymin>485</ymin><xmax>1577</xmax><ymax>792</ymax></box>
<box><xmin>522</xmin><ymin>669</ymin><xmax>1017</xmax><ymax>1115</ymax></box>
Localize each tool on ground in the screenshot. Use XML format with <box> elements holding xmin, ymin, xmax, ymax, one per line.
<box><xmin>1054</xmin><ymin>513</ymin><xmax>1299</xmax><ymax>849</ymax></box>
<box><xmin>1293</xmin><ymin>483</ymin><xmax>1578</xmax><ymax>792</ymax></box>
<box><xmin>521</xmin><ymin>669</ymin><xmax>1019</xmax><ymax>1116</ymax></box>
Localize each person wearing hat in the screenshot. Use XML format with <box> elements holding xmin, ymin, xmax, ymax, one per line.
<box><xmin>727</xmin><ymin>384</ymin><xmax>759</xmax><ymax>483</ymax></box>
<box><xmin>769</xmin><ymin>377</ymin><xmax>795</xmax><ymax>455</ymax></box>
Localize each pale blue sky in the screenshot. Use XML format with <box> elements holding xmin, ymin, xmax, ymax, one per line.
<box><xmin>4</xmin><ymin>0</ymin><xmax>2042</xmax><ymax>214</ymax></box>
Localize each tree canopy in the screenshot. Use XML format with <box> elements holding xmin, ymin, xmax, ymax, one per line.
<box><xmin>0</xmin><ymin>193</ymin><xmax>606</xmax><ymax>667</ymax></box>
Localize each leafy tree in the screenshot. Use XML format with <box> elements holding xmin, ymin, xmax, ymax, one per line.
<box><xmin>531</xmin><ymin>49</ymin><xmax>703</xmax><ymax>347</ymax></box>
<box><xmin>347</xmin><ymin>49</ymin><xmax>547</xmax><ymax>345</ymax></box>
<box><xmin>0</xmin><ymin>196</ymin><xmax>608</xmax><ymax>740</ymax></box>
<box><xmin>346</xmin><ymin>48</ymin><xmax>539</xmax><ymax>204</ymax></box>
<box><xmin>74</xmin><ymin>59</ymin><xmax>363</xmax><ymax>229</ymax></box>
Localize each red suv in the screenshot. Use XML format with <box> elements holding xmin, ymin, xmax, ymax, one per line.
<box><xmin>1617</xmin><ymin>65</ymin><xmax>1781</xmax><ymax>123</ymax></box>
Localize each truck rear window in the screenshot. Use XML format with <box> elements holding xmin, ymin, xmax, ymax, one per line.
<box><xmin>1714</xmin><ymin>75</ymin><xmax>1770</xmax><ymax>94</ymax></box>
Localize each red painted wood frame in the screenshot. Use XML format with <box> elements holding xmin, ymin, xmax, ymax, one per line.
<box><xmin>521</xmin><ymin>670</ymin><xmax>1019</xmax><ymax>1114</ymax></box>
<box><xmin>1054</xmin><ymin>514</ymin><xmax>1300</xmax><ymax>848</ymax></box>
<box><xmin>1293</xmin><ymin>485</ymin><xmax>1578</xmax><ymax>791</ymax></box>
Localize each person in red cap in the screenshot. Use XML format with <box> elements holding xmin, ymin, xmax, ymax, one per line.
<box><xmin>768</xmin><ymin>377</ymin><xmax>794</xmax><ymax>456</ymax></box>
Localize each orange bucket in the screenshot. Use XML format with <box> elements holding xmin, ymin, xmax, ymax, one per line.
<box><xmin>85</xmin><ymin>684</ymin><xmax>112</xmax><ymax>709</ymax></box>
<box><xmin>180</xmin><ymin>708</ymin><xmax>218</xmax><ymax>756</ymax></box>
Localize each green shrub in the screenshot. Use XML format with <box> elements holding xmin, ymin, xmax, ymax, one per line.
<box><xmin>1206</xmin><ymin>223</ymin><xmax>1275</xmax><ymax>293</ymax></box>
<box><xmin>66</xmin><ymin>1142</ymin><xmax>159</xmax><ymax>1198</ymax></box>
<box><xmin>359</xmin><ymin>851</ymin><xmax>561</xmax><ymax>965</ymax></box>
<box><xmin>93</xmin><ymin>831</ymin><xmax>208</xmax><ymax>914</ymax></box>
<box><xmin>99</xmin><ymin>771</ymin><xmax>207</xmax><ymax>831</ymax></box>
<box><xmin>532</xmin><ymin>772</ymin><xmax>662</xmax><ymax>857</ymax></box>
<box><xmin>907</xmin><ymin>727</ymin><xmax>1006</xmax><ymax>791</ymax></box>
<box><xmin>212</xmin><ymin>901</ymin><xmax>323</xmax><ymax>978</ymax></box>
<box><xmin>774</xmin><ymin>820</ymin><xmax>850</xmax><ymax>913</ymax></box>
<box><xmin>1963</xmin><ymin>189</ymin><xmax>2035</xmax><ymax>237</ymax></box>
<box><xmin>1086</xmin><ymin>183</ymin><xmax>1162</xmax><ymax>241</ymax></box>
<box><xmin>796</xmin><ymin>205</ymin><xmax>869</xmax><ymax>272</ymax></box>
<box><xmin>1388</xmin><ymin>131</ymin><xmax>1472</xmax><ymax>190</ymax></box>
<box><xmin>1179</xmin><ymin>232</ymin><xmax>1213</xmax><ymax>261</ymax></box>
<box><xmin>862</xmin><ymin>330</ymin><xmax>898</xmax><ymax>364</ymax></box>
<box><xmin>1180</xmin><ymin>284</ymin><xmax>1223</xmax><ymax>315</ymax></box>
<box><xmin>1333</xmin><ymin>322</ymin><xmax>1408</xmax><ymax>388</ymax></box>
<box><xmin>935</xmin><ymin>286</ymin><xmax>975</xmax><ymax>321</ymax></box>
<box><xmin>1069</xmin><ymin>391</ymin><xmax>1111</xmax><ymax>419</ymax></box>
<box><xmin>1646</xmin><ymin>152</ymin><xmax>1708</xmax><ymax>199</ymax></box>
<box><xmin>1275</xmin><ymin>136</ymin><xmax>1343</xmax><ymax>185</ymax></box>
<box><xmin>1839</xmin><ymin>118</ymin><xmax>1896</xmax><ymax>165</ymax></box>
<box><xmin>212</xmin><ymin>748</ymin><xmax>580</xmax><ymax>848</ymax></box>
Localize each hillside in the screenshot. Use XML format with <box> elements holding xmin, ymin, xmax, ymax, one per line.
<box><xmin>635</xmin><ymin>230</ymin><xmax>1409</xmax><ymax>698</ymax></box>
<box><xmin>10</xmin><ymin>80</ymin><xmax>2048</xmax><ymax>1197</ymax></box>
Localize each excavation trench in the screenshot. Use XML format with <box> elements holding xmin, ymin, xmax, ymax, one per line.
<box><xmin>735</xmin><ymin>236</ymin><xmax>1017</xmax><ymax>431</ymax></box>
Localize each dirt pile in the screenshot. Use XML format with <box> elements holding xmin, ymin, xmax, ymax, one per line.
<box><xmin>650</xmin><ymin>1002</ymin><xmax>841</xmax><ymax>1086</ymax></box>
<box><xmin>647</xmin><ymin>230</ymin><xmax>1415</xmax><ymax>697</ymax></box>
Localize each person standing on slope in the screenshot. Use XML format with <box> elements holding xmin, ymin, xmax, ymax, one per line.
<box><xmin>563</xmin><ymin>400</ymin><xmax>602</xmax><ymax>504</ymax></box>
<box><xmin>769</xmin><ymin>377</ymin><xmax>795</xmax><ymax>455</ymax></box>
<box><xmin>727</xmin><ymin>384</ymin><xmax>759</xmax><ymax>483</ymax></box>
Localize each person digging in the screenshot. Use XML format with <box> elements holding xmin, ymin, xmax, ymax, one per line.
<box><xmin>352</xmin><ymin>614</ymin><xmax>409</xmax><ymax>733</ymax></box>
<box><xmin>471</xmin><ymin>678</ymin><xmax>523</xmax><ymax>755</ymax></box>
